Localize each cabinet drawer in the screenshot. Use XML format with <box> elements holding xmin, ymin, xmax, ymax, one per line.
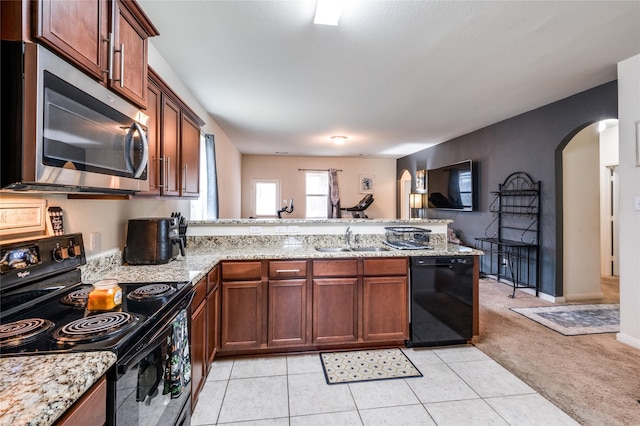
<box><xmin>193</xmin><ymin>276</ymin><xmax>207</xmax><ymax>307</ymax></box>
<box><xmin>312</xmin><ymin>259</ymin><xmax>358</xmax><ymax>277</ymax></box>
<box><xmin>207</xmin><ymin>265</ymin><xmax>219</xmax><ymax>293</ymax></box>
<box><xmin>222</xmin><ymin>261</ymin><xmax>262</xmax><ymax>281</ymax></box>
<box><xmin>269</xmin><ymin>260</ymin><xmax>307</xmax><ymax>278</ymax></box>
<box><xmin>363</xmin><ymin>258</ymin><xmax>407</xmax><ymax>276</ymax></box>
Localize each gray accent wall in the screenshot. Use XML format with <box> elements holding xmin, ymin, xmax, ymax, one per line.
<box><xmin>397</xmin><ymin>81</ymin><xmax>618</xmax><ymax>296</ymax></box>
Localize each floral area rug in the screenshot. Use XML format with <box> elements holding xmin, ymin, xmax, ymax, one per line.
<box><xmin>511</xmin><ymin>304</ymin><xmax>619</xmax><ymax>336</ymax></box>
<box><xmin>319</xmin><ymin>348</ymin><xmax>422</xmax><ymax>385</ymax></box>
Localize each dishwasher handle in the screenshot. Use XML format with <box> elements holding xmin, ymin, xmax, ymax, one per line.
<box><xmin>412</xmin><ymin>256</ymin><xmax>473</xmax><ymax>267</ymax></box>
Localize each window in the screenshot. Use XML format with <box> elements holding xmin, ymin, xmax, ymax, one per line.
<box><xmin>305</xmin><ymin>171</ymin><xmax>328</xmax><ymax>218</ymax></box>
<box><xmin>190</xmin><ymin>133</ymin><xmax>218</xmax><ymax>220</ymax></box>
<box><xmin>252</xmin><ymin>178</ymin><xmax>280</xmax><ymax>218</ymax></box>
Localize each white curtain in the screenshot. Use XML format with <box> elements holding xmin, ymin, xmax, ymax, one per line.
<box><xmin>328</xmin><ymin>168</ymin><xmax>341</xmax><ymax>218</ymax></box>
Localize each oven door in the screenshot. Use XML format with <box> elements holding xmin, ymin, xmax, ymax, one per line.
<box><xmin>114</xmin><ymin>311</ymin><xmax>191</xmax><ymax>426</ymax></box>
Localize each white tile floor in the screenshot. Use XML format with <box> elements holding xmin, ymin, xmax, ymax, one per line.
<box><xmin>192</xmin><ymin>346</ymin><xmax>579</xmax><ymax>426</ymax></box>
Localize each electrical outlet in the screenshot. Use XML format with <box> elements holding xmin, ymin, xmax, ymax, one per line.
<box><xmin>275</xmin><ymin>226</ymin><xmax>287</xmax><ymax>233</ymax></box>
<box><xmin>249</xmin><ymin>226</ymin><xmax>262</xmax><ymax>234</ymax></box>
<box><xmin>90</xmin><ymin>232</ymin><xmax>101</xmax><ymax>252</ymax></box>
<box><xmin>287</xmin><ymin>225</ymin><xmax>299</xmax><ymax>233</ymax></box>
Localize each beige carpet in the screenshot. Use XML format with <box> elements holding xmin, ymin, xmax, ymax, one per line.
<box><xmin>473</xmin><ymin>277</ymin><xmax>640</xmax><ymax>426</ymax></box>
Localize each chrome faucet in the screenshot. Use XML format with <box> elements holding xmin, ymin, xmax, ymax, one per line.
<box><xmin>344</xmin><ymin>226</ymin><xmax>353</xmax><ymax>248</ymax></box>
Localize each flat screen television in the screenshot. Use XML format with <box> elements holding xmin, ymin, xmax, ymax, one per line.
<box><xmin>427</xmin><ymin>160</ymin><xmax>475</xmax><ymax>211</ymax></box>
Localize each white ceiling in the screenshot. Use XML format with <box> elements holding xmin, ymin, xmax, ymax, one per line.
<box><xmin>139</xmin><ymin>1</ymin><xmax>640</xmax><ymax>159</ymax></box>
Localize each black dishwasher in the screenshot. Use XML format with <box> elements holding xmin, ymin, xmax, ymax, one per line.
<box><xmin>407</xmin><ymin>256</ymin><xmax>473</xmax><ymax>347</ymax></box>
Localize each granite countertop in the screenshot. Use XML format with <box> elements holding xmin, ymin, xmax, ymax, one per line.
<box><xmin>0</xmin><ymin>351</ymin><xmax>116</xmax><ymax>426</ymax></box>
<box><xmin>93</xmin><ymin>240</ymin><xmax>482</xmax><ymax>285</ymax></box>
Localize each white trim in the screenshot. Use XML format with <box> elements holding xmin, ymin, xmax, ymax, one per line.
<box><xmin>616</xmin><ymin>332</ymin><xmax>640</xmax><ymax>350</ymax></box>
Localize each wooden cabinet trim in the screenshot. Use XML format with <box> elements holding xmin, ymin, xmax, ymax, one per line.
<box><xmin>56</xmin><ymin>376</ymin><xmax>107</xmax><ymax>426</ymax></box>
<box><xmin>363</xmin><ymin>257</ymin><xmax>408</xmax><ymax>276</ymax></box>
<box><xmin>268</xmin><ymin>260</ymin><xmax>307</xmax><ymax>278</ymax></box>
<box><xmin>221</xmin><ymin>261</ymin><xmax>263</xmax><ymax>281</ymax></box>
<box><xmin>148</xmin><ymin>67</ymin><xmax>204</xmax><ymax>126</ymax></box>
<box><xmin>312</xmin><ymin>259</ymin><xmax>358</xmax><ymax>277</ymax></box>
<box><xmin>192</xmin><ymin>276</ymin><xmax>207</xmax><ymax>308</ymax></box>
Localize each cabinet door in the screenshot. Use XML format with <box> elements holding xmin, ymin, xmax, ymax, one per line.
<box><xmin>190</xmin><ymin>299</ymin><xmax>206</xmax><ymax>410</ymax></box>
<box><xmin>180</xmin><ymin>113</ymin><xmax>200</xmax><ymax>197</ymax></box>
<box><xmin>221</xmin><ymin>281</ymin><xmax>264</xmax><ymax>351</ymax></box>
<box><xmin>161</xmin><ymin>96</ymin><xmax>180</xmax><ymax>196</ymax></box>
<box><xmin>312</xmin><ymin>278</ymin><xmax>358</xmax><ymax>344</ymax></box>
<box><xmin>268</xmin><ymin>279</ymin><xmax>307</xmax><ymax>347</ymax></box>
<box><xmin>111</xmin><ymin>0</ymin><xmax>149</xmax><ymax>107</ymax></box>
<box><xmin>206</xmin><ymin>284</ymin><xmax>219</xmax><ymax>369</ymax></box>
<box><xmin>362</xmin><ymin>276</ymin><xmax>408</xmax><ymax>342</ymax></box>
<box><xmin>140</xmin><ymin>80</ymin><xmax>161</xmax><ymax>195</ymax></box>
<box><xmin>35</xmin><ymin>0</ymin><xmax>109</xmax><ymax>82</ymax></box>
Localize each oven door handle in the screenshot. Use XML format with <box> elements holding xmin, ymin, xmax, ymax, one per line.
<box><xmin>118</xmin><ymin>322</ymin><xmax>173</xmax><ymax>375</ymax></box>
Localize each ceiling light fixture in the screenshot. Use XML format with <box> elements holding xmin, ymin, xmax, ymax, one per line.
<box><xmin>330</xmin><ymin>135</ymin><xmax>348</xmax><ymax>145</ymax></box>
<box><xmin>314</xmin><ymin>0</ymin><xmax>344</xmax><ymax>26</ymax></box>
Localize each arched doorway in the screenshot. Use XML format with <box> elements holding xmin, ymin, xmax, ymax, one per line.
<box><xmin>398</xmin><ymin>169</ymin><xmax>412</xmax><ymax>219</ymax></box>
<box><xmin>558</xmin><ymin>119</ymin><xmax>619</xmax><ymax>300</ymax></box>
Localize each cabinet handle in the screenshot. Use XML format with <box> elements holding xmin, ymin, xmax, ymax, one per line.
<box><xmin>166</xmin><ymin>156</ymin><xmax>171</xmax><ymax>191</ymax></box>
<box><xmin>275</xmin><ymin>269</ymin><xmax>300</xmax><ymax>273</ymax></box>
<box><xmin>106</xmin><ymin>33</ymin><xmax>114</xmax><ymax>79</ymax></box>
<box><xmin>114</xmin><ymin>43</ymin><xmax>125</xmax><ymax>87</ymax></box>
<box><xmin>156</xmin><ymin>157</ymin><xmax>163</xmax><ymax>189</ymax></box>
<box><xmin>182</xmin><ymin>164</ymin><xmax>188</xmax><ymax>191</ymax></box>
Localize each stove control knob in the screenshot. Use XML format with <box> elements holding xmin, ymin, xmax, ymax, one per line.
<box><xmin>52</xmin><ymin>243</ymin><xmax>69</xmax><ymax>262</ymax></box>
<box><xmin>67</xmin><ymin>242</ymin><xmax>81</xmax><ymax>258</ymax></box>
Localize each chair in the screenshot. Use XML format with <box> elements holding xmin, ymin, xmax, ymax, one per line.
<box><xmin>340</xmin><ymin>194</ymin><xmax>374</xmax><ymax>218</ymax></box>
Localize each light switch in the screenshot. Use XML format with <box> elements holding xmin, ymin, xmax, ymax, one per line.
<box><xmin>634</xmin><ymin>196</ymin><xmax>640</xmax><ymax>211</ymax></box>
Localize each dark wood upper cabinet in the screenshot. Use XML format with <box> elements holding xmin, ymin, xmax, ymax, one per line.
<box><xmin>34</xmin><ymin>0</ymin><xmax>158</xmax><ymax>108</ymax></box>
<box><xmin>180</xmin><ymin>113</ymin><xmax>200</xmax><ymax>197</ymax></box>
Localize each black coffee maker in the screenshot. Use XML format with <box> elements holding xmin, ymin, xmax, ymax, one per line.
<box><xmin>124</xmin><ymin>218</ymin><xmax>185</xmax><ymax>265</ymax></box>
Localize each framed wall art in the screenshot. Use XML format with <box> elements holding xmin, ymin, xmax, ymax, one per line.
<box><xmin>416</xmin><ymin>169</ymin><xmax>426</xmax><ymax>191</ymax></box>
<box><xmin>359</xmin><ymin>174</ymin><xmax>375</xmax><ymax>194</ymax></box>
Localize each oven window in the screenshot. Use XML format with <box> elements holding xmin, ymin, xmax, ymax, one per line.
<box><xmin>116</xmin><ymin>331</ymin><xmax>189</xmax><ymax>426</ymax></box>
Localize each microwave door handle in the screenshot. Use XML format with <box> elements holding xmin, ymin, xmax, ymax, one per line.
<box><xmin>124</xmin><ymin>122</ymin><xmax>149</xmax><ymax>178</ymax></box>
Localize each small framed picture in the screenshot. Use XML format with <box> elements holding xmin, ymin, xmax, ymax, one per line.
<box><xmin>416</xmin><ymin>170</ymin><xmax>426</xmax><ymax>191</ymax></box>
<box><xmin>359</xmin><ymin>174</ymin><xmax>375</xmax><ymax>194</ymax></box>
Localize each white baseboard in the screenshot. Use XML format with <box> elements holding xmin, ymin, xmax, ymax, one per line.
<box><xmin>616</xmin><ymin>332</ymin><xmax>640</xmax><ymax>350</ymax></box>
<box><xmin>483</xmin><ymin>275</ymin><xmax>563</xmax><ymax>302</ymax></box>
<box><xmin>564</xmin><ymin>292</ymin><xmax>605</xmax><ymax>301</ymax></box>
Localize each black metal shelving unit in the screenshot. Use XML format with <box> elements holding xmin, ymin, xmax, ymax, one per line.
<box><xmin>475</xmin><ymin>172</ymin><xmax>540</xmax><ymax>297</ymax></box>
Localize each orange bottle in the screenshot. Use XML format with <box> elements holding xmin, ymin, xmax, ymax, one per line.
<box><xmin>87</xmin><ymin>279</ymin><xmax>123</xmax><ymax>311</ymax></box>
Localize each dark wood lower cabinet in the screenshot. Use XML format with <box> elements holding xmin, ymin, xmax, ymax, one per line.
<box><xmin>220</xmin><ymin>280</ymin><xmax>264</xmax><ymax>351</ymax></box>
<box><xmin>190</xmin><ymin>277</ymin><xmax>207</xmax><ymax>411</ymax></box>
<box><xmin>56</xmin><ymin>376</ymin><xmax>107</xmax><ymax>426</ymax></box>
<box><xmin>362</xmin><ymin>276</ymin><xmax>408</xmax><ymax>341</ymax></box>
<box><xmin>312</xmin><ymin>278</ymin><xmax>358</xmax><ymax>344</ymax></box>
<box><xmin>216</xmin><ymin>258</ymin><xmax>410</xmax><ymax>356</ymax></box>
<box><xmin>268</xmin><ymin>279</ymin><xmax>307</xmax><ymax>347</ymax></box>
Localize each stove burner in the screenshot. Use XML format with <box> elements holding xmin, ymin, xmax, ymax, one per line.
<box><xmin>53</xmin><ymin>312</ymin><xmax>138</xmax><ymax>344</ymax></box>
<box><xmin>127</xmin><ymin>283</ymin><xmax>176</xmax><ymax>301</ymax></box>
<box><xmin>60</xmin><ymin>287</ymin><xmax>91</xmax><ymax>307</ymax></box>
<box><xmin>0</xmin><ymin>318</ymin><xmax>54</xmax><ymax>348</ymax></box>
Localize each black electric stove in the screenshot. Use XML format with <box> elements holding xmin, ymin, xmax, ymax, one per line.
<box><xmin>0</xmin><ymin>234</ymin><xmax>193</xmax><ymax>426</ymax></box>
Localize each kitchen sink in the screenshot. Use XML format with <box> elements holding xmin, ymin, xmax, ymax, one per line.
<box><xmin>351</xmin><ymin>247</ymin><xmax>391</xmax><ymax>252</ymax></box>
<box><xmin>314</xmin><ymin>247</ymin><xmax>353</xmax><ymax>252</ymax></box>
<box><xmin>314</xmin><ymin>246</ymin><xmax>391</xmax><ymax>252</ymax></box>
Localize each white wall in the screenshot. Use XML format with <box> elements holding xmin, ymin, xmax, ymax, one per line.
<box><xmin>241</xmin><ymin>156</ymin><xmax>397</xmax><ymax>219</ymax></box>
<box><xmin>599</xmin><ymin>124</ymin><xmax>619</xmax><ymax>276</ymax></box>
<box><xmin>148</xmin><ymin>43</ymin><xmax>242</xmax><ymax>218</ymax></box>
<box><xmin>616</xmin><ymin>54</ymin><xmax>640</xmax><ymax>349</ymax></box>
<box><xmin>562</xmin><ymin>124</ymin><xmax>602</xmax><ymax>300</ymax></box>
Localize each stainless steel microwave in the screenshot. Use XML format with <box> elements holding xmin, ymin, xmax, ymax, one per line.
<box><xmin>1</xmin><ymin>41</ymin><xmax>149</xmax><ymax>193</ymax></box>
